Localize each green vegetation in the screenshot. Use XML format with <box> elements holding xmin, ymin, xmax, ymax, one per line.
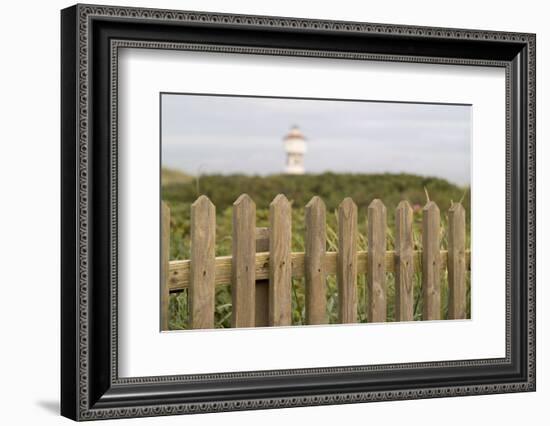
<box><xmin>161</xmin><ymin>167</ymin><xmax>193</xmax><ymax>186</ymax></box>
<box><xmin>162</xmin><ymin>171</ymin><xmax>471</xmax><ymax>330</ymax></box>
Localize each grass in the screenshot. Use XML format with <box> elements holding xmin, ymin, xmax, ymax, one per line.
<box><xmin>162</xmin><ymin>171</ymin><xmax>471</xmax><ymax>330</ymax></box>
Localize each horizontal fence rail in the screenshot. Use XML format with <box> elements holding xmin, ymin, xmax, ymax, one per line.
<box><xmin>167</xmin><ymin>250</ymin><xmax>471</xmax><ymax>291</ymax></box>
<box><xmin>161</xmin><ymin>194</ymin><xmax>470</xmax><ymax>330</ymax></box>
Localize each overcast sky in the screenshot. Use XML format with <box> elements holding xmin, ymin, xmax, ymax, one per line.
<box><xmin>161</xmin><ymin>94</ymin><xmax>471</xmax><ymax>186</ymax></box>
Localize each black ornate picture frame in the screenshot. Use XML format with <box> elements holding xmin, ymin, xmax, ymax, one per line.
<box><xmin>61</xmin><ymin>4</ymin><xmax>536</xmax><ymax>421</ymax></box>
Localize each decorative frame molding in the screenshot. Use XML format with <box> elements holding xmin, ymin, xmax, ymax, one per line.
<box><xmin>61</xmin><ymin>4</ymin><xmax>535</xmax><ymax>421</ymax></box>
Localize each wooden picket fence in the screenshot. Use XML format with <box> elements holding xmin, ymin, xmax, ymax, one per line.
<box><xmin>160</xmin><ymin>194</ymin><xmax>470</xmax><ymax>330</ymax></box>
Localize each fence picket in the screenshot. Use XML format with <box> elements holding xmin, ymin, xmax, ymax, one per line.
<box><xmin>255</xmin><ymin>227</ymin><xmax>270</xmax><ymax>327</ymax></box>
<box><xmin>447</xmin><ymin>202</ymin><xmax>467</xmax><ymax>319</ymax></box>
<box><xmin>305</xmin><ymin>196</ymin><xmax>327</xmax><ymax>325</ymax></box>
<box><xmin>189</xmin><ymin>195</ymin><xmax>216</xmax><ymax>329</ymax></box>
<box><xmin>367</xmin><ymin>199</ymin><xmax>387</xmax><ymax>323</ymax></box>
<box><xmin>395</xmin><ymin>200</ymin><xmax>414</xmax><ymax>321</ymax></box>
<box><xmin>160</xmin><ymin>202</ymin><xmax>171</xmax><ymax>331</ymax></box>
<box><xmin>337</xmin><ymin>198</ymin><xmax>358</xmax><ymax>323</ymax></box>
<box><xmin>422</xmin><ymin>201</ymin><xmax>441</xmax><ymax>320</ymax></box>
<box><xmin>231</xmin><ymin>194</ymin><xmax>256</xmax><ymax>328</ymax></box>
<box><xmin>269</xmin><ymin>194</ymin><xmax>292</xmax><ymax>326</ymax></box>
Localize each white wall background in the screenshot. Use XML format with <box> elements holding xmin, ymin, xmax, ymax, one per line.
<box><xmin>0</xmin><ymin>0</ymin><xmax>546</xmax><ymax>424</ymax></box>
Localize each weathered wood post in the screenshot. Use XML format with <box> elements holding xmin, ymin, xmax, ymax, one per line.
<box><xmin>269</xmin><ymin>194</ymin><xmax>292</xmax><ymax>326</ymax></box>
<box><xmin>160</xmin><ymin>202</ymin><xmax>171</xmax><ymax>331</ymax></box>
<box><xmin>189</xmin><ymin>195</ymin><xmax>216</xmax><ymax>329</ymax></box>
<box><xmin>337</xmin><ymin>197</ymin><xmax>358</xmax><ymax>323</ymax></box>
<box><xmin>447</xmin><ymin>202</ymin><xmax>467</xmax><ymax>319</ymax></box>
<box><xmin>422</xmin><ymin>201</ymin><xmax>441</xmax><ymax>320</ymax></box>
<box><xmin>395</xmin><ymin>200</ymin><xmax>414</xmax><ymax>321</ymax></box>
<box><xmin>305</xmin><ymin>196</ymin><xmax>327</xmax><ymax>325</ymax></box>
<box><xmin>367</xmin><ymin>199</ymin><xmax>387</xmax><ymax>323</ymax></box>
<box><xmin>231</xmin><ymin>194</ymin><xmax>256</xmax><ymax>328</ymax></box>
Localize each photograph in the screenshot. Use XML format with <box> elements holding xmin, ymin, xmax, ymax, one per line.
<box><xmin>160</xmin><ymin>93</ymin><xmax>472</xmax><ymax>330</ymax></box>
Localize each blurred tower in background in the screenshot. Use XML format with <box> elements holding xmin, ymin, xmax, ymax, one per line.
<box><xmin>283</xmin><ymin>126</ymin><xmax>307</xmax><ymax>174</ymax></box>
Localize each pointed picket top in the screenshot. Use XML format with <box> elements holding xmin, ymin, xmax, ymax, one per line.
<box><xmin>233</xmin><ymin>193</ymin><xmax>255</xmax><ymax>208</ymax></box>
<box><xmin>368</xmin><ymin>198</ymin><xmax>387</xmax><ymax>221</ymax></box>
<box><xmin>449</xmin><ymin>201</ymin><xmax>465</xmax><ymax>215</ymax></box>
<box><xmin>396</xmin><ymin>200</ymin><xmax>414</xmax><ymax>247</ymax></box>
<box><xmin>448</xmin><ymin>201</ymin><xmax>465</xmax><ymax>232</ymax></box>
<box><xmin>396</xmin><ymin>200</ymin><xmax>413</xmax><ymax>214</ymax></box>
<box><xmin>338</xmin><ymin>197</ymin><xmax>357</xmax><ymax>219</ymax></box>
<box><xmin>192</xmin><ymin>194</ymin><xmax>215</xmax><ymax>210</ymax></box>
<box><xmin>368</xmin><ymin>198</ymin><xmax>386</xmax><ymax>211</ymax></box>
<box><xmin>368</xmin><ymin>199</ymin><xmax>387</xmax><ymax>235</ymax></box>
<box><xmin>270</xmin><ymin>193</ymin><xmax>290</xmax><ymax>209</ymax></box>
<box><xmin>191</xmin><ymin>195</ymin><xmax>215</xmax><ymax>225</ymax></box>
<box><xmin>306</xmin><ymin>195</ymin><xmax>326</xmax><ymax>211</ymax></box>
<box><xmin>305</xmin><ymin>196</ymin><xmax>326</xmax><ymax>243</ymax></box>
<box><xmin>423</xmin><ymin>200</ymin><xmax>440</xmax><ymax>214</ymax></box>
<box><xmin>396</xmin><ymin>201</ymin><xmax>413</xmax><ymax>242</ymax></box>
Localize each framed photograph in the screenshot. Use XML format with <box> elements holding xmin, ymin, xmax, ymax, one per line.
<box><xmin>61</xmin><ymin>4</ymin><xmax>536</xmax><ymax>421</ymax></box>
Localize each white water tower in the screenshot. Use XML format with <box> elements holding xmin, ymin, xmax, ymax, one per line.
<box><xmin>283</xmin><ymin>126</ymin><xmax>307</xmax><ymax>175</ymax></box>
